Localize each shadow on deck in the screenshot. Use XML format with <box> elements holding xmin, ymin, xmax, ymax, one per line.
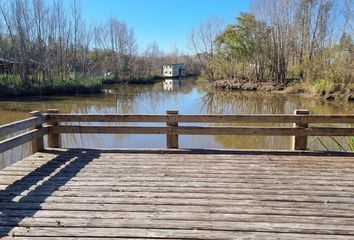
<box><xmin>0</xmin><ymin>149</ymin><xmax>100</xmax><ymax>237</ymax></box>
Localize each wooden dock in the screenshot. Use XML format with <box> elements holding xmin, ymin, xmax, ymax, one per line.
<box><xmin>0</xmin><ymin>109</ymin><xmax>354</xmax><ymax>239</ymax></box>
<box><xmin>1</xmin><ymin>149</ymin><xmax>354</xmax><ymax>239</ymax></box>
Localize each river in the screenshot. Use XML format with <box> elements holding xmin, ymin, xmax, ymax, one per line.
<box><xmin>0</xmin><ymin>78</ymin><xmax>353</xmax><ymax>169</ymax></box>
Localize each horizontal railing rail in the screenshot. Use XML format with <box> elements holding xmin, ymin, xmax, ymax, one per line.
<box><xmin>0</xmin><ymin>127</ymin><xmax>48</xmax><ymax>153</ymax></box>
<box><xmin>47</xmin><ymin>113</ymin><xmax>354</xmax><ymax>123</ymax></box>
<box><xmin>0</xmin><ymin>111</ymin><xmax>47</xmax><ymax>154</ymax></box>
<box><xmin>0</xmin><ymin>115</ymin><xmax>45</xmax><ymax>137</ymax></box>
<box><xmin>0</xmin><ymin>109</ymin><xmax>353</xmax><ymax>155</ymax></box>
<box><xmin>50</xmin><ymin>126</ymin><xmax>354</xmax><ymax>136</ymax></box>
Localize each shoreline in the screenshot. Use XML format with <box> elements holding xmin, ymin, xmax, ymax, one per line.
<box><xmin>212</xmin><ymin>79</ymin><xmax>354</xmax><ymax>102</ymax></box>
<box><xmin>0</xmin><ymin>83</ymin><xmax>102</xmax><ymax>98</ymax></box>
<box><xmin>102</xmin><ymin>76</ymin><xmax>165</xmax><ymax>85</ymax></box>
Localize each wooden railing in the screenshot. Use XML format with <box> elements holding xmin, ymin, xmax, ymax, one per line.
<box><xmin>0</xmin><ymin>111</ymin><xmax>48</xmax><ymax>154</ymax></box>
<box><xmin>0</xmin><ymin>109</ymin><xmax>353</xmax><ymax>154</ymax></box>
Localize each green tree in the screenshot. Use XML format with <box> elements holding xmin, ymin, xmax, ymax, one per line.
<box><xmin>213</xmin><ymin>13</ymin><xmax>270</xmax><ymax>82</ymax></box>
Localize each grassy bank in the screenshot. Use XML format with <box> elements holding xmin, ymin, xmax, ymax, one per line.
<box><xmin>102</xmin><ymin>75</ymin><xmax>164</xmax><ymax>85</ymax></box>
<box><xmin>212</xmin><ymin>79</ymin><xmax>354</xmax><ymax>101</ymax></box>
<box><xmin>307</xmin><ymin>79</ymin><xmax>354</xmax><ymax>101</ymax></box>
<box><xmin>0</xmin><ymin>74</ymin><xmax>102</xmax><ymax>97</ymax></box>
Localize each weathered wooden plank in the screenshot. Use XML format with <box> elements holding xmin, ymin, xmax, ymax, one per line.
<box><xmin>2</xmin><ymin>190</ymin><xmax>354</xmax><ymax>204</ymax></box>
<box><xmin>292</xmin><ymin>109</ymin><xmax>309</xmax><ymax>150</ymax></box>
<box><xmin>3</xmin><ymin>227</ymin><xmax>354</xmax><ymax>239</ymax></box>
<box><xmin>2</xmin><ymin>210</ymin><xmax>354</xmax><ymax>224</ymax></box>
<box><xmin>13</xmin><ymin>153</ymin><xmax>354</xmax><ymax>166</ymax></box>
<box><xmin>47</xmin><ymin>113</ymin><xmax>354</xmax><ymax>124</ymax></box>
<box><xmin>3</xmin><ymin>195</ymin><xmax>354</xmax><ymax>211</ymax></box>
<box><xmin>49</xmin><ymin>125</ymin><xmax>354</xmax><ymax>136</ymax></box>
<box><xmin>6</xmin><ymin>160</ymin><xmax>354</xmax><ymax>173</ymax></box>
<box><xmin>11</xmin><ymin>162</ymin><xmax>354</xmax><ymax>173</ymax></box>
<box><xmin>4</xmin><ymin>164</ymin><xmax>354</xmax><ymax>178</ymax></box>
<box><xmin>5</xmin><ymin>155</ymin><xmax>354</xmax><ymax>168</ymax></box>
<box><xmin>50</xmin><ymin>126</ymin><xmax>168</xmax><ymax>134</ymax></box>
<box><xmin>27</xmin><ymin>148</ymin><xmax>354</xmax><ymax>159</ymax></box>
<box><xmin>18</xmin><ymin>155</ymin><xmax>354</xmax><ymax>164</ymax></box>
<box><xmin>2</xmin><ymin>178</ymin><xmax>354</xmax><ymax>194</ymax></box>
<box><xmin>46</xmin><ymin>109</ymin><xmax>61</xmax><ymax>148</ymax></box>
<box><xmin>0</xmin><ymin>116</ymin><xmax>45</xmax><ymax>137</ymax></box>
<box><xmin>1</xmin><ymin>218</ymin><xmax>354</xmax><ymax>235</ymax></box>
<box><xmin>0</xmin><ymin>175</ymin><xmax>354</xmax><ymax>188</ymax></box>
<box><xmin>0</xmin><ymin>127</ymin><xmax>48</xmax><ymax>154</ymax></box>
<box><xmin>166</xmin><ymin>110</ymin><xmax>178</xmax><ymax>149</ymax></box>
<box><xmin>29</xmin><ymin>111</ymin><xmax>45</xmax><ymax>154</ymax></box>
<box><xmin>6</xmin><ymin>157</ymin><xmax>354</xmax><ymax>171</ymax></box>
<box><xmin>3</xmin><ymin>184</ymin><xmax>354</xmax><ymax>199</ymax></box>
<box><xmin>176</xmin><ymin>126</ymin><xmax>354</xmax><ymax>136</ymax></box>
<box><xmin>47</xmin><ymin>114</ymin><xmax>168</xmax><ymax>122</ymax></box>
<box><xmin>2</xmin><ymin>202</ymin><xmax>354</xmax><ymax>218</ymax></box>
<box><xmin>4</xmin><ymin>169</ymin><xmax>354</xmax><ymax>184</ymax></box>
<box><xmin>178</xmin><ymin>114</ymin><xmax>354</xmax><ymax>124</ymax></box>
<box><xmin>12</xmin><ymin>159</ymin><xmax>354</xmax><ymax>170</ymax></box>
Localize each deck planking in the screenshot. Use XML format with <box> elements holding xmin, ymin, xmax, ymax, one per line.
<box><xmin>0</xmin><ymin>148</ymin><xmax>354</xmax><ymax>239</ymax></box>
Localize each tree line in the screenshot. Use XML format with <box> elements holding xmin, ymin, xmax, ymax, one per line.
<box><xmin>0</xmin><ymin>0</ymin><xmax>199</xmax><ymax>89</ymax></box>
<box><xmin>1</xmin><ymin>0</ymin><xmax>352</xmax><ymax>97</ymax></box>
<box><xmin>189</xmin><ymin>0</ymin><xmax>353</xmax><ymax>94</ymax></box>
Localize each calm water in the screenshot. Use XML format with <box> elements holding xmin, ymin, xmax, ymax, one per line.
<box><xmin>0</xmin><ymin>78</ymin><xmax>353</xmax><ymax>168</ymax></box>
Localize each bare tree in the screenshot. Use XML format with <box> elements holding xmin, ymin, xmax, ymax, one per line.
<box><xmin>189</xmin><ymin>16</ymin><xmax>224</xmax><ymax>81</ymax></box>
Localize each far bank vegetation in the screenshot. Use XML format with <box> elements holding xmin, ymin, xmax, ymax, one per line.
<box><xmin>189</xmin><ymin>0</ymin><xmax>354</xmax><ymax>100</ymax></box>
<box><xmin>0</xmin><ymin>0</ymin><xmax>199</xmax><ymax>97</ymax></box>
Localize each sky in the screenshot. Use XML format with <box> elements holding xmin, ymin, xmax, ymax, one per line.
<box><xmin>66</xmin><ymin>0</ymin><xmax>249</xmax><ymax>54</ymax></box>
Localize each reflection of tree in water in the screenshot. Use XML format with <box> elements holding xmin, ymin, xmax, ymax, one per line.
<box><xmin>200</xmin><ymin>90</ymin><xmax>299</xmax><ymax>115</ymax></box>
<box><xmin>200</xmin><ymin>90</ymin><xmax>354</xmax><ymax>150</ymax></box>
<box><xmin>199</xmin><ymin>91</ymin><xmax>299</xmax><ymax>150</ymax></box>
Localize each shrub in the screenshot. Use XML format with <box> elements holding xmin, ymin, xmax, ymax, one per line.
<box><xmin>309</xmin><ymin>78</ymin><xmax>336</xmax><ymax>96</ymax></box>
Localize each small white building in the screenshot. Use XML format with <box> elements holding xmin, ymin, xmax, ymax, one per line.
<box><xmin>162</xmin><ymin>64</ymin><xmax>183</xmax><ymax>77</ymax></box>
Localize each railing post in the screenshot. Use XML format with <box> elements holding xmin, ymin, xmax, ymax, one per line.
<box><xmin>292</xmin><ymin>109</ymin><xmax>310</xmax><ymax>151</ymax></box>
<box><xmin>29</xmin><ymin>111</ymin><xmax>44</xmax><ymax>153</ymax></box>
<box><xmin>166</xmin><ymin>110</ymin><xmax>178</xmax><ymax>149</ymax></box>
<box><xmin>46</xmin><ymin>109</ymin><xmax>61</xmax><ymax>148</ymax></box>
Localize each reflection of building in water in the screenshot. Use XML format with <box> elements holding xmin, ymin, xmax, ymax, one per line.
<box><xmin>163</xmin><ymin>79</ymin><xmax>181</xmax><ymax>91</ymax></box>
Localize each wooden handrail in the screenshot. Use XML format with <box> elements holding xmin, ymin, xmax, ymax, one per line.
<box><xmin>0</xmin><ymin>127</ymin><xmax>48</xmax><ymax>153</ymax></box>
<box><xmin>47</xmin><ymin>114</ymin><xmax>168</xmax><ymax>122</ymax></box>
<box><xmin>0</xmin><ymin>116</ymin><xmax>45</xmax><ymax>136</ymax></box>
<box><xmin>0</xmin><ymin>109</ymin><xmax>353</xmax><ymax>154</ymax></box>
<box><xmin>50</xmin><ymin>125</ymin><xmax>354</xmax><ymax>136</ymax></box>
<box><xmin>51</xmin><ymin>126</ymin><xmax>168</xmax><ymax>134</ymax></box>
<box><xmin>47</xmin><ymin>113</ymin><xmax>354</xmax><ymax>123</ymax></box>
<box><xmin>0</xmin><ymin>112</ymin><xmax>46</xmax><ymax>154</ymax></box>
<box><xmin>45</xmin><ymin>109</ymin><xmax>354</xmax><ymax>151</ymax></box>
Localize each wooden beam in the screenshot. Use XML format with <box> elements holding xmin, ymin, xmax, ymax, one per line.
<box><xmin>166</xmin><ymin>110</ymin><xmax>178</xmax><ymax>149</ymax></box>
<box><xmin>0</xmin><ymin>116</ymin><xmax>45</xmax><ymax>137</ymax></box>
<box><xmin>176</xmin><ymin>126</ymin><xmax>354</xmax><ymax>136</ymax></box>
<box><xmin>50</xmin><ymin>126</ymin><xmax>168</xmax><ymax>134</ymax></box>
<box><xmin>0</xmin><ymin>127</ymin><xmax>48</xmax><ymax>154</ymax></box>
<box><xmin>47</xmin><ymin>114</ymin><xmax>167</xmax><ymax>122</ymax></box>
<box><xmin>29</xmin><ymin>111</ymin><xmax>45</xmax><ymax>153</ymax></box>
<box><xmin>49</xmin><ymin>125</ymin><xmax>354</xmax><ymax>136</ymax></box>
<box><xmin>178</xmin><ymin>114</ymin><xmax>354</xmax><ymax>123</ymax></box>
<box><xmin>46</xmin><ymin>109</ymin><xmax>61</xmax><ymax>148</ymax></box>
<box><xmin>292</xmin><ymin>110</ymin><xmax>310</xmax><ymax>150</ymax></box>
<box><xmin>46</xmin><ymin>113</ymin><xmax>354</xmax><ymax>124</ymax></box>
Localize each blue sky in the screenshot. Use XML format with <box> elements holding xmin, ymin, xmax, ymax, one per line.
<box><xmin>67</xmin><ymin>0</ymin><xmax>249</xmax><ymax>53</ymax></box>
